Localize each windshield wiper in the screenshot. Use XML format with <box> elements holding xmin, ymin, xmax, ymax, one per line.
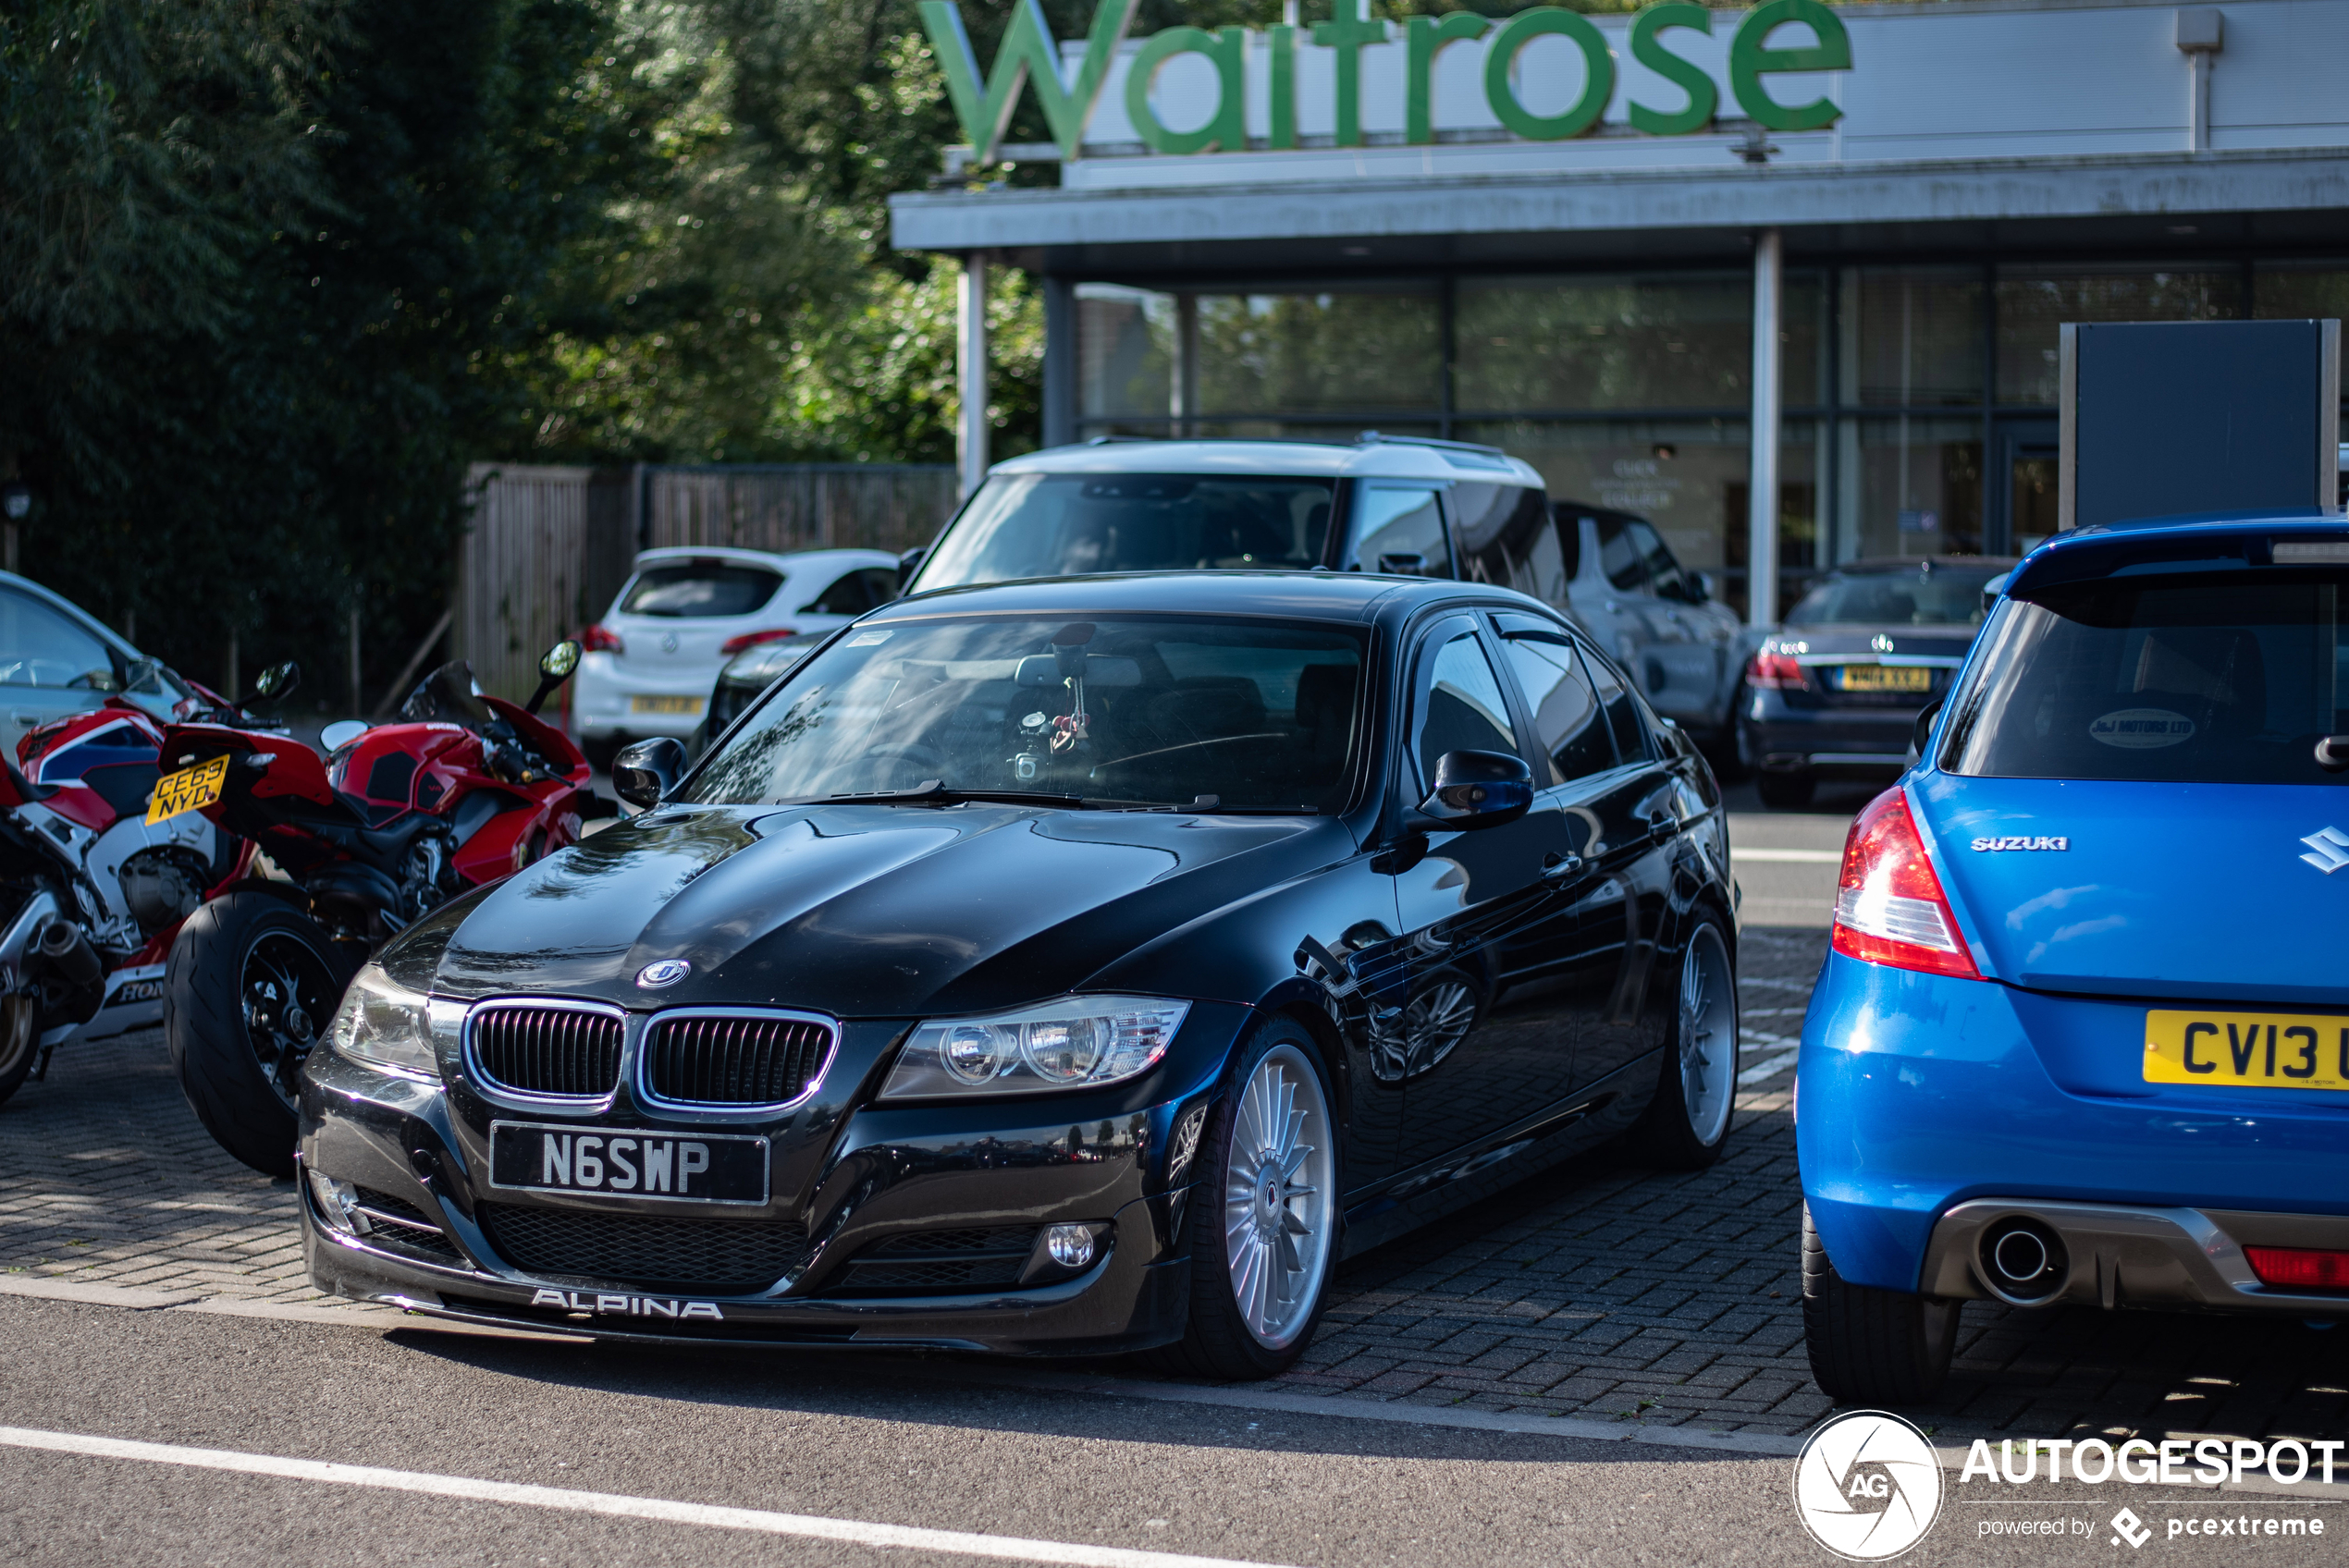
<box><xmin>793</xmin><ymin>781</ymin><xmax>1091</xmax><ymax>808</ymax></box>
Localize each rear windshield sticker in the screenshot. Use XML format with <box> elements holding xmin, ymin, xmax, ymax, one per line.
<box><xmin>2090</xmin><ymin>708</ymin><xmax>2195</xmax><ymax>748</ymax></box>
<box><xmin>846</xmin><ymin>630</ymin><xmax>893</xmax><ymax>646</ymax></box>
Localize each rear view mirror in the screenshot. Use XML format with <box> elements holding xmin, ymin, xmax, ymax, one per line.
<box><xmin>612</xmin><ymin>737</ymin><xmax>686</xmax><ymax>810</ymax></box>
<box><xmin>525</xmin><ymin>639</ymin><xmax>584</xmax><ymax>716</ymax></box>
<box><xmin>253</xmin><ymin>662</ymin><xmax>300</xmax><ymax>702</ymax></box>
<box><xmin>1014</xmin><ymin>655</ymin><xmax>1140</xmax><ymax>688</ymax></box>
<box><xmin>1413</xmin><ymin>750</ymin><xmax>1533</xmax><ymax>830</ymax></box>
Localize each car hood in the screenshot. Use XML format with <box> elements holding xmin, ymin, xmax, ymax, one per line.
<box><xmin>432</xmin><ymin>802</ymin><xmax>1345</xmax><ymax>1015</ymax></box>
<box><xmin>1913</xmin><ymin>773</ymin><xmax>2349</xmax><ymax>1004</ymax></box>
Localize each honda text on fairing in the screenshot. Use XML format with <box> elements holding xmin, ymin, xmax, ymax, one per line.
<box><xmin>1800</xmin><ymin>512</ymin><xmax>2349</xmax><ymax>1405</ymax></box>
<box><xmin>0</xmin><ymin>699</ymin><xmax>260</xmax><ymax>1105</ymax></box>
<box><xmin>155</xmin><ymin>644</ymin><xmax>596</xmax><ymax>1176</ymax></box>
<box><xmin>296</xmin><ymin>571</ymin><xmax>1739</xmax><ymax>1374</ymax></box>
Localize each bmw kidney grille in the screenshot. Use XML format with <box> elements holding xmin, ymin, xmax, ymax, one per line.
<box><xmin>470</xmin><ymin>1005</ymin><xmax>624</xmax><ymax>1099</ymax></box>
<box><xmin>641</xmin><ymin>1013</ymin><xmax>833</xmax><ymax>1109</ymax></box>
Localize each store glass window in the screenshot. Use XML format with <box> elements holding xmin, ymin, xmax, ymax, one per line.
<box><xmin>1841</xmin><ymin>268</ymin><xmax>1986</xmax><ymax>409</ymax></box>
<box><xmin>2255</xmin><ymin>263</ymin><xmax>2349</xmax><ymax>395</ymax></box>
<box><xmin>1456</xmin><ymin>273</ymin><xmax>1822</xmax><ymax>412</ymax></box>
<box><xmin>1994</xmin><ymin>266</ymin><xmax>2243</xmax><ymax>405</ymax></box>
<box><xmin>1077</xmin><ymin>285</ymin><xmax>1176</xmax><ymax>422</ymax></box>
<box><xmin>1195</xmin><ymin>289</ymin><xmax>1441</xmax><ymax>415</ymax></box>
<box><xmin>1838</xmin><ymin>418</ymin><xmax>1984</xmax><ymax>560</ymax></box>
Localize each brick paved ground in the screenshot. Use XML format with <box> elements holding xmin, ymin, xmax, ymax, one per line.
<box><xmin>5</xmin><ymin>931</ymin><xmax>2347</xmax><ymax>1445</ymax></box>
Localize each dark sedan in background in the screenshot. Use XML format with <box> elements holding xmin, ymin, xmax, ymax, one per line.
<box><xmin>1740</xmin><ymin>556</ymin><xmax>2014</xmax><ymax>808</ymax></box>
<box><xmin>299</xmin><ymin>570</ymin><xmax>1738</xmax><ymax>1378</ymax></box>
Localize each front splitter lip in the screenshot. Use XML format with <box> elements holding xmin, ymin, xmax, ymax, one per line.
<box><xmin>369</xmin><ymin>1292</ymin><xmax>998</xmax><ymax>1352</ymax></box>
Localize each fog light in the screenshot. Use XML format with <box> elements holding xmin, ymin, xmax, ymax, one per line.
<box><xmin>307</xmin><ymin>1170</ymin><xmax>368</xmax><ymax>1235</ymax></box>
<box><xmin>1044</xmin><ymin>1223</ymin><xmax>1095</xmax><ymax>1269</ymax></box>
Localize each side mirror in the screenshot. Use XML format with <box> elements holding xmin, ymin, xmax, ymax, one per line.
<box><xmin>1908</xmin><ymin>698</ymin><xmax>1947</xmax><ymax>767</ymax></box>
<box><xmin>253</xmin><ymin>661</ymin><xmax>300</xmax><ymax>702</ymax></box>
<box><xmin>1691</xmin><ymin>570</ymin><xmax>1715</xmax><ymax>605</ymax></box>
<box><xmin>897</xmin><ymin>546</ymin><xmax>928</xmax><ymax>590</ymax></box>
<box><xmin>1377</xmin><ymin>552</ymin><xmax>1428</xmax><ymax>577</ymax></box>
<box><xmin>1980</xmin><ymin>571</ymin><xmax>2010</xmax><ymax>618</ymax></box>
<box><xmin>1413</xmin><ymin>750</ymin><xmax>1533</xmax><ymax>830</ymax></box>
<box><xmin>611</xmin><ymin>736</ymin><xmax>686</xmax><ymax>810</ymax></box>
<box><xmin>524</xmin><ymin>639</ymin><xmax>584</xmax><ymax>716</ymax></box>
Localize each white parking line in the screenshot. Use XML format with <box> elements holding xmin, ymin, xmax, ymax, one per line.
<box><xmin>1729</xmin><ymin>848</ymin><xmax>1843</xmax><ymax>864</ymax></box>
<box><xmin>1737</xmin><ymin>1048</ymin><xmax>1801</xmax><ymax>1086</ymax></box>
<box><xmin>0</xmin><ymin>1426</ymin><xmax>1303</xmax><ymax>1568</ymax></box>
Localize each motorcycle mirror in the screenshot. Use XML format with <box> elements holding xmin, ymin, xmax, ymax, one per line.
<box><xmin>252</xmin><ymin>661</ymin><xmax>300</xmax><ymax>702</ymax></box>
<box><xmin>524</xmin><ymin>639</ymin><xmax>584</xmax><ymax>716</ymax></box>
<box><xmin>611</xmin><ymin>737</ymin><xmax>685</xmax><ymax>810</ymax></box>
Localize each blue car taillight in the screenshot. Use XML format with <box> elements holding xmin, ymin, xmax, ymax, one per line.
<box><xmin>1831</xmin><ymin>787</ymin><xmax>1980</xmax><ymax>981</ymax></box>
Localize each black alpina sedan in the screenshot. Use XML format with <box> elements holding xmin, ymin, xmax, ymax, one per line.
<box><xmin>301</xmin><ymin>571</ymin><xmax>1740</xmax><ymax>1377</ymax></box>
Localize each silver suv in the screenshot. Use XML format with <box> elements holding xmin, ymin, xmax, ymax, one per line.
<box><xmin>905</xmin><ymin>436</ymin><xmax>1742</xmax><ymax>750</ymax></box>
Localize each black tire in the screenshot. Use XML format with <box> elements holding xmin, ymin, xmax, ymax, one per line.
<box><xmin>1629</xmin><ymin>917</ymin><xmax>1737</xmax><ymax>1169</ymax></box>
<box><xmin>1152</xmin><ymin>1016</ymin><xmax>1341</xmax><ymax>1380</ymax></box>
<box><xmin>0</xmin><ymin>994</ymin><xmax>36</xmax><ymax>1109</ymax></box>
<box><xmin>1755</xmin><ymin>769</ymin><xmax>1815</xmax><ymax>810</ymax></box>
<box><xmin>166</xmin><ymin>892</ymin><xmax>353</xmax><ymax>1178</ymax></box>
<box><xmin>1802</xmin><ymin>1204</ymin><xmax>1957</xmax><ymax>1405</ymax></box>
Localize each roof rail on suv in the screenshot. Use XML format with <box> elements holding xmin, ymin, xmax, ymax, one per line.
<box><xmin>1354</xmin><ymin>431</ymin><xmax>1514</xmax><ymax>469</ymax></box>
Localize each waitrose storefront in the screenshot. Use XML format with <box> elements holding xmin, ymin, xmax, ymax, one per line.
<box><xmin>890</xmin><ymin>0</ymin><xmax>2349</xmax><ymax>619</ymax></box>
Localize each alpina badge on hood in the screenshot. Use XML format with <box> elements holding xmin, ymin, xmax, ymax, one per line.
<box><xmin>636</xmin><ymin>959</ymin><xmax>692</xmax><ymax>987</ymax></box>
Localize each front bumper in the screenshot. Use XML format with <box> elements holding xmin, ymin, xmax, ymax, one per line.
<box><xmin>1798</xmin><ymin>951</ymin><xmax>2349</xmax><ymax>1315</ymax></box>
<box><xmin>1920</xmin><ymin>1199</ymin><xmax>2349</xmax><ymax>1317</ymax></box>
<box><xmin>295</xmin><ymin>1005</ymin><xmax>1244</xmax><ymax>1355</ymax></box>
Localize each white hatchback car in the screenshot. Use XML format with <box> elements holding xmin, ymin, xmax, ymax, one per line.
<box><xmin>572</xmin><ymin>545</ymin><xmax>900</xmax><ymax>754</ymax></box>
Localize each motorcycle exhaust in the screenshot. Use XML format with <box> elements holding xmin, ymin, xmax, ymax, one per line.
<box><xmin>35</xmin><ymin>919</ymin><xmax>102</xmax><ymax>989</ymax></box>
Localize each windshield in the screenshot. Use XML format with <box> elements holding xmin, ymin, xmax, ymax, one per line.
<box><xmin>914</xmin><ymin>473</ymin><xmax>1336</xmax><ymax>591</ymax></box>
<box><xmin>1941</xmin><ymin>571</ymin><xmax>2349</xmax><ymax>784</ymax></box>
<box><xmin>684</xmin><ymin>615</ymin><xmax>1367</xmax><ymax>812</ymax></box>
<box><xmin>621</xmin><ymin>564</ymin><xmax>782</xmax><ymax>619</ymax></box>
<box><xmin>1786</xmin><ymin>564</ymin><xmax>2003</xmax><ymax>627</ymax></box>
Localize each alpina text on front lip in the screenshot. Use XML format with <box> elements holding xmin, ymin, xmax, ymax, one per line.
<box><xmin>530</xmin><ymin>1289</ymin><xmax>723</xmax><ymax>1320</ymax></box>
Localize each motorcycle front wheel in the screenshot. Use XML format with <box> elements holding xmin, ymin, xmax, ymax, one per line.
<box><xmin>166</xmin><ymin>892</ymin><xmax>353</xmax><ymax>1177</ymax></box>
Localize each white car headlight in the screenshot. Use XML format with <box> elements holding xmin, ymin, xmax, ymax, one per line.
<box><xmin>881</xmin><ymin>996</ymin><xmax>1188</xmax><ymax>1100</ymax></box>
<box><xmin>327</xmin><ymin>964</ymin><xmax>443</xmax><ymax>1080</ymax></box>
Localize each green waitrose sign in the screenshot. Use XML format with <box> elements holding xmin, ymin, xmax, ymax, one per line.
<box><xmin>919</xmin><ymin>0</ymin><xmax>1851</xmax><ymax>163</ymax></box>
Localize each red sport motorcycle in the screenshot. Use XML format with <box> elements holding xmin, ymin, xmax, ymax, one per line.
<box><xmin>0</xmin><ymin>693</ymin><xmax>263</xmax><ymax>1107</ymax></box>
<box><xmin>160</xmin><ymin>642</ymin><xmax>596</xmax><ymax>1174</ymax></box>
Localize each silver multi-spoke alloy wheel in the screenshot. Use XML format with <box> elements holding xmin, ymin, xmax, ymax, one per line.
<box><xmin>1678</xmin><ymin>922</ymin><xmax>1738</xmax><ymax>1146</ymax></box>
<box><xmin>1223</xmin><ymin>1043</ymin><xmax>1336</xmax><ymax>1351</ymax></box>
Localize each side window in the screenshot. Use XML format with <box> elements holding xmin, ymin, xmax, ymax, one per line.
<box><xmin>1414</xmin><ymin>630</ymin><xmax>1518</xmax><ymax>790</ymax></box>
<box><xmin>1595</xmin><ymin>515</ymin><xmax>1648</xmax><ymax>594</ymax></box>
<box><xmin>1498</xmin><ymin>634</ymin><xmax>1617</xmax><ymax>785</ymax></box>
<box><xmin>1625</xmin><ymin>519</ymin><xmax>1691</xmax><ymax>603</ymax></box>
<box><xmin>1580</xmin><ymin>644</ymin><xmax>1654</xmax><ymax>763</ymax></box>
<box><xmin>857</xmin><ymin>568</ymin><xmax>901</xmax><ymax>606</ymax></box>
<box><xmin>1459</xmin><ymin>489</ymin><xmax>1568</xmax><ymax>606</ymax></box>
<box><xmin>0</xmin><ymin>591</ymin><xmax>113</xmax><ymax>690</ymax></box>
<box><xmin>1346</xmin><ymin>486</ymin><xmax>1454</xmax><ymax>578</ymax></box>
<box><xmin>801</xmin><ymin>570</ymin><xmax>875</xmax><ymax>616</ymax></box>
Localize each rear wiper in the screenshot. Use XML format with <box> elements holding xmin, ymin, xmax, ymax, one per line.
<box><xmin>795</xmin><ymin>781</ymin><xmax>1090</xmax><ymax>808</ymax></box>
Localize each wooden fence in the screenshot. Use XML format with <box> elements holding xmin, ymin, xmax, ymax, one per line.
<box><xmin>455</xmin><ymin>462</ymin><xmax>958</xmax><ymax>704</ymax></box>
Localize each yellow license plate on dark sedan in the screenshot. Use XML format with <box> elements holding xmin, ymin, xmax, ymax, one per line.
<box><xmin>2143</xmin><ymin>1010</ymin><xmax>2349</xmax><ymax>1091</ymax></box>
<box><xmin>1829</xmin><ymin>663</ymin><xmax>1933</xmax><ymax>693</ymax></box>
<box><xmin>145</xmin><ymin>754</ymin><xmax>228</xmax><ymax>825</ymax></box>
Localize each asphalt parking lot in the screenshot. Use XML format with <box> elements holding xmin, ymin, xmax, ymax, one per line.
<box><xmin>6</xmin><ymin>783</ymin><xmax>2348</xmax><ymax>1461</ymax></box>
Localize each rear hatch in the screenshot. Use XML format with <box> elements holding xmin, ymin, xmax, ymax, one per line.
<box><xmin>610</xmin><ymin>558</ymin><xmax>790</xmax><ymax>679</ymax></box>
<box><xmin>1916</xmin><ymin>555</ymin><xmax>2349</xmax><ymax>1108</ymax></box>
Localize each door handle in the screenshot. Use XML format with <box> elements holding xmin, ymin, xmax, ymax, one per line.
<box><xmin>1542</xmin><ymin>851</ymin><xmax>1585</xmax><ymax>880</ymax></box>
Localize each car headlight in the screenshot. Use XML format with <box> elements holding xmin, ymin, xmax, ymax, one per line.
<box><xmin>880</xmin><ymin>996</ymin><xmax>1189</xmax><ymax>1100</ymax></box>
<box><xmin>326</xmin><ymin>964</ymin><xmax>443</xmax><ymax>1080</ymax></box>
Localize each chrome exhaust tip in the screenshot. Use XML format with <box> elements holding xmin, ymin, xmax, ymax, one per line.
<box><xmin>1979</xmin><ymin>1218</ymin><xmax>2069</xmax><ymax>1305</ymax></box>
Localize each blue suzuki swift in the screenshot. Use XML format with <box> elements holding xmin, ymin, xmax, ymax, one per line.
<box><xmin>1800</xmin><ymin>511</ymin><xmax>2349</xmax><ymax>1403</ymax></box>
